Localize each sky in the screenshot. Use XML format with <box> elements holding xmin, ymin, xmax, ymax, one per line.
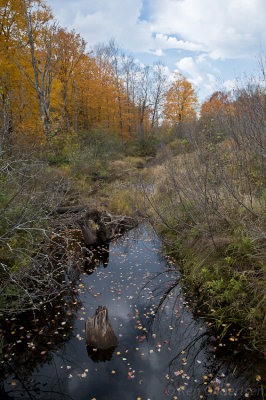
<box><xmin>46</xmin><ymin>0</ymin><xmax>266</xmax><ymax>101</ymax></box>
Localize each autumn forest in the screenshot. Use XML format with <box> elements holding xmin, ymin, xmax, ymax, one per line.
<box><xmin>0</xmin><ymin>0</ymin><xmax>205</xmax><ymax>145</ymax></box>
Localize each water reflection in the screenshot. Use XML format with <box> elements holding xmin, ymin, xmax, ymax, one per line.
<box><xmin>139</xmin><ymin>266</ymin><xmax>265</xmax><ymax>400</ymax></box>
<box><xmin>83</xmin><ymin>243</ymin><xmax>110</xmax><ymax>274</ymax></box>
<box><xmin>0</xmin><ymin>291</ymin><xmax>82</xmax><ymax>399</ymax></box>
<box><xmin>1</xmin><ymin>224</ymin><xmax>264</xmax><ymax>400</ymax></box>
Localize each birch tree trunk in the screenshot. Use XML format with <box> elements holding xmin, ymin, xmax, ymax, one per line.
<box><xmin>21</xmin><ymin>0</ymin><xmax>57</xmax><ymax>137</ymax></box>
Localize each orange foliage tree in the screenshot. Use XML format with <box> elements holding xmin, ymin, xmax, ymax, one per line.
<box><xmin>0</xmin><ymin>0</ymin><xmax>166</xmax><ymax>145</ymax></box>
<box><xmin>163</xmin><ymin>72</ymin><xmax>198</xmax><ymax>124</ymax></box>
<box><xmin>54</xmin><ymin>28</ymin><xmax>86</xmax><ymax>131</ymax></box>
<box><xmin>200</xmin><ymin>91</ymin><xmax>230</xmax><ymax>119</ymax></box>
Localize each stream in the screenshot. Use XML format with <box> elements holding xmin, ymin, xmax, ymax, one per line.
<box><xmin>0</xmin><ymin>224</ymin><xmax>264</xmax><ymax>399</ymax></box>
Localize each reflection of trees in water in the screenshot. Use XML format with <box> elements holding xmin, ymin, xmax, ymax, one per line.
<box><xmin>140</xmin><ymin>268</ymin><xmax>263</xmax><ymax>400</ymax></box>
<box><xmin>0</xmin><ymin>289</ymin><xmax>81</xmax><ymax>399</ymax></box>
<box><xmin>83</xmin><ymin>243</ymin><xmax>110</xmax><ymax>274</ymax></box>
<box><xmin>0</xmin><ymin>239</ymin><xmax>116</xmax><ymax>399</ymax></box>
<box><xmin>1</xmin><ymin>233</ymin><xmax>114</xmax><ymax>399</ymax></box>
<box><xmin>1</xmin><ymin>360</ymin><xmax>75</xmax><ymax>400</ymax></box>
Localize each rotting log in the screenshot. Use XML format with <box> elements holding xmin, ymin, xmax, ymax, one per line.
<box><xmin>54</xmin><ymin>205</ymin><xmax>88</xmax><ymax>214</ymax></box>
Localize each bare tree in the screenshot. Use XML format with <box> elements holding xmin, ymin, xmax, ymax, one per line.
<box><xmin>19</xmin><ymin>0</ymin><xmax>58</xmax><ymax>136</ymax></box>
<box><xmin>150</xmin><ymin>62</ymin><xmax>167</xmax><ymax>129</ymax></box>
<box><xmin>135</xmin><ymin>65</ymin><xmax>152</xmax><ymax>135</ymax></box>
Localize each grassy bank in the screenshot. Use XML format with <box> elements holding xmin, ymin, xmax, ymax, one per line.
<box><xmin>44</xmin><ymin>127</ymin><xmax>155</xmax><ymax>215</ymax></box>
<box><xmin>141</xmin><ymin>87</ymin><xmax>265</xmax><ymax>351</ymax></box>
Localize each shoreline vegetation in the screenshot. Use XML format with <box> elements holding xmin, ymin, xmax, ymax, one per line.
<box><xmin>0</xmin><ymin>0</ymin><xmax>265</xmax><ymax>359</ymax></box>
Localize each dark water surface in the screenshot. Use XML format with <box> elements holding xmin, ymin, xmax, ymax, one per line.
<box><xmin>1</xmin><ymin>225</ymin><xmax>264</xmax><ymax>399</ymax></box>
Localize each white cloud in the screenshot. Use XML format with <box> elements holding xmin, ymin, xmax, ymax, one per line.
<box><xmin>150</xmin><ymin>0</ymin><xmax>266</xmax><ymax>59</ymax></box>
<box><xmin>48</xmin><ymin>0</ymin><xmax>265</xmax><ymax>59</ymax></box>
<box><xmin>70</xmin><ymin>0</ymin><xmax>148</xmax><ymax>50</ymax></box>
<box><xmin>176</xmin><ymin>57</ymin><xmax>203</xmax><ymax>86</ymax></box>
<box><xmin>46</xmin><ymin>0</ymin><xmax>265</xmax><ymax>99</ymax></box>
<box><xmin>151</xmin><ymin>49</ymin><xmax>164</xmax><ymax>56</ymax></box>
<box><xmin>153</xmin><ymin>34</ymin><xmax>204</xmax><ymax>52</ymax></box>
<box><xmin>175</xmin><ymin>56</ymin><xmax>218</xmax><ymax>94</ymax></box>
<box><xmin>223</xmin><ymin>78</ymin><xmax>238</xmax><ymax>92</ymax></box>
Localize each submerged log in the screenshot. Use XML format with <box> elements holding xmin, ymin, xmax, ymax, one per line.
<box><xmin>85</xmin><ymin>306</ymin><xmax>118</xmax><ymax>349</ymax></box>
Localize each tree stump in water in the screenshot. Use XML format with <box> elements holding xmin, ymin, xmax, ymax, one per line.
<box><xmin>54</xmin><ymin>205</ymin><xmax>137</xmax><ymax>247</ymax></box>
<box><xmin>85</xmin><ymin>306</ymin><xmax>118</xmax><ymax>350</ymax></box>
<box><xmin>78</xmin><ymin>210</ymin><xmax>108</xmax><ymax>246</ymax></box>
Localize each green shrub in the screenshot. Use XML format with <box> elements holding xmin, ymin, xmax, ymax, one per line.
<box><xmin>125</xmin><ymin>134</ymin><xmax>159</xmax><ymax>157</ymax></box>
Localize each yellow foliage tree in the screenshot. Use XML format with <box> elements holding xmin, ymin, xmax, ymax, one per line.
<box><xmin>0</xmin><ymin>0</ymin><xmax>158</xmax><ymax>145</ymax></box>
<box><xmin>163</xmin><ymin>72</ymin><xmax>198</xmax><ymax>124</ymax></box>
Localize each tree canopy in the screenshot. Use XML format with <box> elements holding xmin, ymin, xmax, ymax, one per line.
<box><xmin>163</xmin><ymin>72</ymin><xmax>198</xmax><ymax>124</ymax></box>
